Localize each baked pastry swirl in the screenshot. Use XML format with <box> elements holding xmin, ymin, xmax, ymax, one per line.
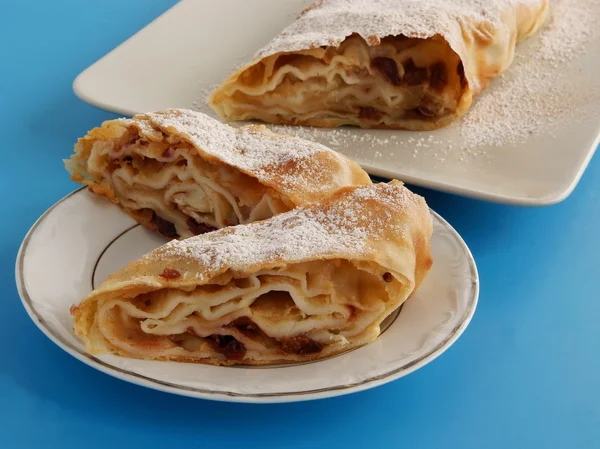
<box><xmin>210</xmin><ymin>0</ymin><xmax>548</xmax><ymax>130</ymax></box>
<box><xmin>65</xmin><ymin>109</ymin><xmax>371</xmax><ymax>239</ymax></box>
<box><xmin>71</xmin><ymin>181</ymin><xmax>433</xmax><ymax>365</ymax></box>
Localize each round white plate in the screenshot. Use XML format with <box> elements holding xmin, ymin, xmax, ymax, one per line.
<box><xmin>16</xmin><ymin>189</ymin><xmax>479</xmax><ymax>403</ymax></box>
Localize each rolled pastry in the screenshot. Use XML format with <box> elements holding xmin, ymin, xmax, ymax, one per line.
<box><xmin>65</xmin><ymin>109</ymin><xmax>371</xmax><ymax>239</ymax></box>
<box><xmin>209</xmin><ymin>0</ymin><xmax>548</xmax><ymax>130</ymax></box>
<box><xmin>71</xmin><ymin>180</ymin><xmax>433</xmax><ymax>365</ymax></box>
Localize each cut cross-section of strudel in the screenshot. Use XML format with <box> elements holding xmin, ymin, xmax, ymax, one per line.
<box><xmin>209</xmin><ymin>0</ymin><xmax>548</xmax><ymax>130</ymax></box>
<box><xmin>71</xmin><ymin>180</ymin><xmax>433</xmax><ymax>365</ymax></box>
<box><xmin>65</xmin><ymin>109</ymin><xmax>371</xmax><ymax>239</ymax></box>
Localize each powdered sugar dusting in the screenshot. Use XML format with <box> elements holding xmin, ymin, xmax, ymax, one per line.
<box><xmin>192</xmin><ymin>84</ymin><xmax>219</xmax><ymax>113</ymax></box>
<box><xmin>256</xmin><ymin>0</ymin><xmax>536</xmax><ymax>59</ymax></box>
<box><xmin>130</xmin><ymin>109</ymin><xmax>358</xmax><ymax>197</ymax></box>
<box><xmin>538</xmin><ymin>0</ymin><xmax>596</xmax><ymax>64</ymax></box>
<box><xmin>149</xmin><ymin>181</ymin><xmax>424</xmax><ymax>274</ymax></box>
<box><xmin>459</xmin><ymin>0</ymin><xmax>600</xmax><ymax>149</ymax></box>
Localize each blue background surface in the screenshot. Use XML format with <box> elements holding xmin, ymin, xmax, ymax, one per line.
<box><xmin>2</xmin><ymin>1</ymin><xmax>599</xmax><ymax>447</ymax></box>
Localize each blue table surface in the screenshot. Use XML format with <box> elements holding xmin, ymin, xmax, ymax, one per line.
<box><xmin>2</xmin><ymin>1</ymin><xmax>599</xmax><ymax>448</ymax></box>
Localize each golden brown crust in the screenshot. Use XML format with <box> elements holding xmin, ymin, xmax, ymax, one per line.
<box><xmin>65</xmin><ymin>109</ymin><xmax>372</xmax><ymax>238</ymax></box>
<box><xmin>209</xmin><ymin>0</ymin><xmax>549</xmax><ymax>130</ymax></box>
<box><xmin>72</xmin><ymin>181</ymin><xmax>433</xmax><ymax>366</ymax></box>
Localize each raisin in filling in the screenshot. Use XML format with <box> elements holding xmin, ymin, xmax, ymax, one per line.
<box><xmin>359</xmin><ymin>106</ymin><xmax>384</xmax><ymax>121</ymax></box>
<box><xmin>159</xmin><ymin>268</ymin><xmax>181</xmax><ymax>280</ymax></box>
<box><xmin>429</xmin><ymin>62</ymin><xmax>448</xmax><ymax>90</ymax></box>
<box><xmin>150</xmin><ymin>212</ymin><xmax>179</xmax><ymax>239</ymax></box>
<box><xmin>402</xmin><ymin>59</ymin><xmax>428</xmax><ymax>86</ymax></box>
<box><xmin>371</xmin><ymin>57</ymin><xmax>401</xmax><ymax>86</ymax></box>
<box><xmin>281</xmin><ymin>335</ymin><xmax>323</xmax><ymax>355</ymax></box>
<box><xmin>208</xmin><ymin>335</ymin><xmax>247</xmax><ymax>360</ymax></box>
<box><xmin>187</xmin><ymin>217</ymin><xmax>217</xmax><ymax>236</ymax></box>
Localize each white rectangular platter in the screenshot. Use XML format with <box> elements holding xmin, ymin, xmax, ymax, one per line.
<box><xmin>73</xmin><ymin>0</ymin><xmax>600</xmax><ymax>205</ymax></box>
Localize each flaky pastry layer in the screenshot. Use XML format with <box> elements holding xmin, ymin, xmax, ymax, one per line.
<box><xmin>65</xmin><ymin>109</ymin><xmax>371</xmax><ymax>238</ymax></box>
<box><xmin>210</xmin><ymin>0</ymin><xmax>549</xmax><ymax>130</ymax></box>
<box><xmin>71</xmin><ymin>181</ymin><xmax>433</xmax><ymax>365</ymax></box>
